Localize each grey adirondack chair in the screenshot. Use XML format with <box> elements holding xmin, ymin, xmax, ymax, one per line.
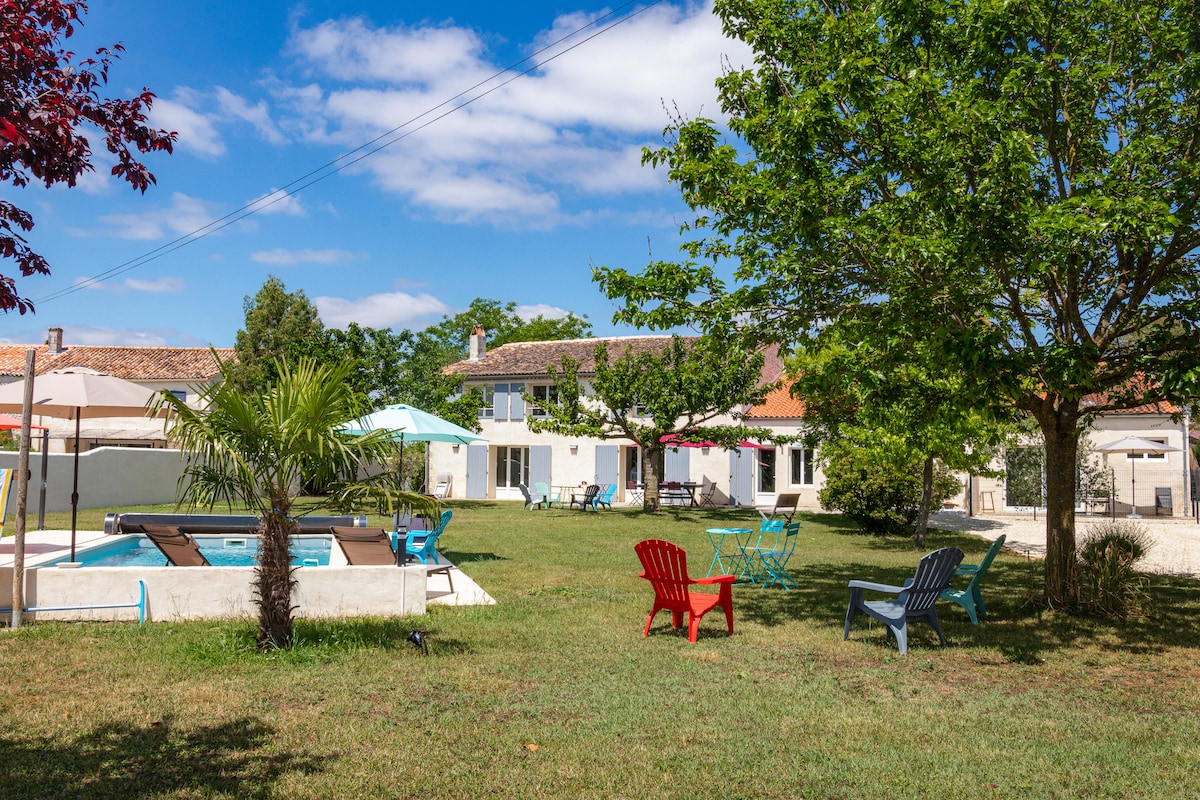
<box><xmin>940</xmin><ymin>534</ymin><xmax>1006</xmax><ymax>624</ymax></box>
<box><xmin>843</xmin><ymin>547</ymin><xmax>964</xmax><ymax>654</ymax></box>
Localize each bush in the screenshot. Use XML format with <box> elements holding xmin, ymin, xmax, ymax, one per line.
<box><xmin>1077</xmin><ymin>520</ymin><xmax>1153</xmax><ymax>618</ymax></box>
<box><xmin>818</xmin><ymin>442</ymin><xmax>962</xmax><ymax>536</ymax></box>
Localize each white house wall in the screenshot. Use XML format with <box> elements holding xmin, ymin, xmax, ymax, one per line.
<box><xmin>0</xmin><ymin>447</ymin><xmax>186</xmax><ymax>513</ymax></box>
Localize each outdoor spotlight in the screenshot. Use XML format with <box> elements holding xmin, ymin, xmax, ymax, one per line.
<box><xmin>407</xmin><ymin>630</ymin><xmax>428</xmax><ymax>654</ymax></box>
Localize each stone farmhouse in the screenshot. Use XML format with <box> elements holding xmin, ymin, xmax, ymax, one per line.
<box><xmin>437</xmin><ymin>330</ymin><xmax>1196</xmax><ymax>516</ymax></box>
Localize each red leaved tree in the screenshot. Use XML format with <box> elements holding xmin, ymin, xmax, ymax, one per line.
<box><xmin>1</xmin><ymin>1</ymin><xmax>175</xmax><ymax>313</ymax></box>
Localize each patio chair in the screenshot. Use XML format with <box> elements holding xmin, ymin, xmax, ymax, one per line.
<box><xmin>331</xmin><ymin>527</ymin><xmax>398</xmax><ymax>566</ymax></box>
<box><xmin>595</xmin><ymin>484</ymin><xmax>617</xmax><ymax>510</ymax></box>
<box><xmin>663</xmin><ymin>481</ymin><xmax>683</xmax><ymax>506</ymax></box>
<box><xmin>627</xmin><ymin>480</ymin><xmax>644</xmax><ymax>505</ymax></box>
<box><xmin>405</xmin><ymin>509</ymin><xmax>454</xmax><ymax>565</ymax></box>
<box><xmin>741</xmin><ymin>522</ymin><xmax>800</xmax><ymax>589</ymax></box>
<box><xmin>1155</xmin><ymin>487</ymin><xmax>1173</xmax><ymax>516</ymax></box>
<box><xmin>940</xmin><ymin>534</ymin><xmax>1006</xmax><ymax>624</ymax></box>
<box><xmin>634</xmin><ymin>538</ymin><xmax>735</xmax><ymax>643</ymax></box>
<box><xmin>843</xmin><ymin>546</ymin><xmax>964</xmax><ymax>654</ymax></box>
<box><xmin>759</xmin><ymin>492</ymin><xmax>800</xmax><ymax>523</ymax></box>
<box><xmin>142</xmin><ymin>524</ymin><xmax>211</xmax><ymax>567</ymax></box>
<box><xmin>433</xmin><ymin>473</ymin><xmax>452</xmax><ymax>499</ymax></box>
<box><xmin>519</xmin><ymin>482</ymin><xmax>545</xmax><ymax>511</ymax></box>
<box><xmin>535</xmin><ymin>481</ymin><xmax>563</xmax><ymax>509</ymax></box>
<box><xmin>698</xmin><ymin>479</ymin><xmax>718</xmax><ymax>508</ymax></box>
<box><xmin>570</xmin><ymin>484</ymin><xmax>600</xmax><ymax>511</ymax></box>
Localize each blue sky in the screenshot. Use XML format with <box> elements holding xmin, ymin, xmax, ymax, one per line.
<box><xmin>4</xmin><ymin>0</ymin><xmax>752</xmax><ymax>348</ymax></box>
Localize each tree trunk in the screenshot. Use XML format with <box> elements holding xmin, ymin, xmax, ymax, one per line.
<box><xmin>1030</xmin><ymin>398</ymin><xmax>1081</xmax><ymax>609</ymax></box>
<box><xmin>255</xmin><ymin>505</ymin><xmax>298</xmax><ymax>650</ymax></box>
<box><xmin>914</xmin><ymin>456</ymin><xmax>934</xmax><ymax>548</ymax></box>
<box><xmin>642</xmin><ymin>446</ymin><xmax>663</xmax><ymax>513</ymax></box>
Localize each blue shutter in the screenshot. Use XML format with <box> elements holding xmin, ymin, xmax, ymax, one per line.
<box><xmin>493</xmin><ymin>383</ymin><xmax>508</xmax><ymax>421</ymax></box>
<box><xmin>466</xmin><ymin>444</ymin><xmax>489</xmax><ymax>499</ymax></box>
<box><xmin>664</xmin><ymin>446</ymin><xmax>690</xmax><ymax>483</ymax></box>
<box><xmin>594</xmin><ymin>445</ymin><xmax>619</xmax><ymax>486</ymax></box>
<box><xmin>530</xmin><ymin>445</ymin><xmax>552</xmax><ymax>487</ymax></box>
<box><xmin>509</xmin><ymin>382</ymin><xmax>525</xmax><ymax>420</ymax></box>
<box><xmin>729</xmin><ymin>448</ymin><xmax>754</xmax><ymax>508</ymax></box>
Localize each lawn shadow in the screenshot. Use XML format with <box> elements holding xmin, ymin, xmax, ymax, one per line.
<box><xmin>443</xmin><ymin>549</ymin><xmax>506</xmax><ymax>564</ymax></box>
<box><xmin>731</xmin><ymin>552</ymin><xmax>1200</xmax><ymax>660</ymax></box>
<box><xmin>0</xmin><ymin>716</ymin><xmax>324</xmax><ymax>799</ymax></box>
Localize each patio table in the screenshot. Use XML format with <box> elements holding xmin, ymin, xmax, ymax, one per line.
<box><xmin>704</xmin><ymin>527</ymin><xmax>751</xmax><ymax>577</ymax></box>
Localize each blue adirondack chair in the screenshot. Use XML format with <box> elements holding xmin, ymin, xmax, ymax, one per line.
<box><xmin>940</xmin><ymin>534</ymin><xmax>1006</xmax><ymax>624</ymax></box>
<box><xmin>404</xmin><ymin>509</ymin><xmax>453</xmax><ymax>565</ymax></box>
<box><xmin>595</xmin><ymin>484</ymin><xmax>617</xmax><ymax>509</ymax></box>
<box><xmin>843</xmin><ymin>547</ymin><xmax>964</xmax><ymax>654</ymax></box>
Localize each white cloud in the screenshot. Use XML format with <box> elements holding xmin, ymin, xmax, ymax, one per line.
<box><xmin>149</xmin><ymin>95</ymin><xmax>225</xmax><ymax>158</ymax></box>
<box><xmin>94</xmin><ymin>193</ymin><xmax>217</xmax><ymax>240</ymax></box>
<box><xmin>314</xmin><ymin>291</ymin><xmax>452</xmax><ymax>329</ymax></box>
<box><xmin>124</xmin><ymin>276</ymin><xmax>186</xmax><ymax>293</ymax></box>
<box><xmin>279</xmin><ymin>2</ymin><xmax>751</xmax><ymax>226</ymax></box>
<box><xmin>246</xmin><ymin>188</ymin><xmax>306</xmax><ymax>216</ymax></box>
<box><xmin>215</xmin><ymin>87</ymin><xmax>286</xmax><ymax>144</ymax></box>
<box><xmin>58</xmin><ymin>324</ymin><xmax>207</xmax><ymax>347</ymax></box>
<box><xmin>250</xmin><ymin>248</ymin><xmax>356</xmax><ymax>265</ymax></box>
<box><xmin>514</xmin><ymin>304</ymin><xmax>574</xmax><ymax>321</ymax></box>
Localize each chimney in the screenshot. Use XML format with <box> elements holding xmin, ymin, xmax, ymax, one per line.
<box><xmin>468</xmin><ymin>326</ymin><xmax>487</xmax><ymax>362</ymax></box>
<box><xmin>46</xmin><ymin>327</ymin><xmax>64</xmax><ymax>354</ymax></box>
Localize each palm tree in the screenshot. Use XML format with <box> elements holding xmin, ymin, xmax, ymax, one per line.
<box><xmin>155</xmin><ymin>355</ymin><xmax>431</xmax><ymax>650</ymax></box>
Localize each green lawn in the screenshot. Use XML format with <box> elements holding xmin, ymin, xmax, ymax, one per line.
<box><xmin>3</xmin><ymin>501</ymin><xmax>1199</xmax><ymax>798</ymax></box>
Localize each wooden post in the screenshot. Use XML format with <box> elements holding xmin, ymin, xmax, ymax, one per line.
<box><xmin>10</xmin><ymin>349</ymin><xmax>36</xmax><ymax>629</ymax></box>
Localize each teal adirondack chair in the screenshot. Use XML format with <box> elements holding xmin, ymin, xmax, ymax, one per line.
<box><xmin>939</xmin><ymin>534</ymin><xmax>1006</xmax><ymax>624</ymax></box>
<box><xmin>405</xmin><ymin>509</ymin><xmax>453</xmax><ymax>565</ymax></box>
<box><xmin>595</xmin><ymin>484</ymin><xmax>617</xmax><ymax>509</ymax></box>
<box><xmin>534</xmin><ymin>482</ymin><xmax>563</xmax><ymax>509</ymax></box>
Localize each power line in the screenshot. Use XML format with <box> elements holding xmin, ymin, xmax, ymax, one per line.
<box><xmin>36</xmin><ymin>0</ymin><xmax>664</xmax><ymax>305</ymax></box>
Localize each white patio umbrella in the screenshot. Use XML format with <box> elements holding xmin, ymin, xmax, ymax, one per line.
<box><xmin>1095</xmin><ymin>437</ymin><xmax>1181</xmax><ymax>518</ymax></box>
<box><xmin>342</xmin><ymin>403</ymin><xmax>487</xmax><ymax>523</ymax></box>
<box><xmin>0</xmin><ymin>368</ymin><xmax>162</xmax><ymax>559</ymax></box>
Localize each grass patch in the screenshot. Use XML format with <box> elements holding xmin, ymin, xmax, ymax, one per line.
<box><xmin>3</xmin><ymin>502</ymin><xmax>1200</xmax><ymax>798</ymax></box>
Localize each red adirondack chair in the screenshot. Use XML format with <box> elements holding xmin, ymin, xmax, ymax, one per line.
<box><xmin>634</xmin><ymin>539</ymin><xmax>735</xmax><ymax>643</ymax></box>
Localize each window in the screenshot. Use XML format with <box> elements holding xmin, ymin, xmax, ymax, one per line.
<box><xmin>758</xmin><ymin>449</ymin><xmax>776</xmax><ymax>493</ymax></box>
<box><xmin>495</xmin><ymin>446</ymin><xmax>530</xmax><ymax>489</ymax></box>
<box><xmin>530</xmin><ymin>385</ymin><xmax>557</xmax><ymax>417</ymax></box>
<box><xmin>790</xmin><ymin>448</ymin><xmax>815</xmax><ymax>486</ymax></box>
<box><xmin>478</xmin><ymin>386</ymin><xmax>495</xmax><ymax>418</ymax></box>
<box><xmin>1128</xmin><ymin>439</ymin><xmax>1168</xmax><ymax>460</ymax></box>
<box><xmin>170</xmin><ymin>389</ymin><xmax>187</xmax><ymax>402</ymax></box>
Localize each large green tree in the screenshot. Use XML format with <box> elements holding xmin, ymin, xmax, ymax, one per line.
<box><xmin>155</xmin><ymin>356</ymin><xmax>424</xmax><ymax>650</ymax></box>
<box><xmin>229</xmin><ymin>276</ymin><xmax>323</xmax><ymax>391</ymax></box>
<box><xmin>790</xmin><ymin>323</ymin><xmax>1010</xmax><ymax>546</ymax></box>
<box><xmin>598</xmin><ymin>0</ymin><xmax>1200</xmax><ymax>607</ymax></box>
<box><xmin>528</xmin><ymin>336</ymin><xmax>773</xmax><ymax>512</ymax></box>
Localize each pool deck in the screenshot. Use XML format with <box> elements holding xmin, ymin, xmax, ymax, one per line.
<box><xmin>1</xmin><ymin>529</ymin><xmax>494</xmax><ymax>615</ymax></box>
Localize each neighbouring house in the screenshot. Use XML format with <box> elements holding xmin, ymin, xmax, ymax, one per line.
<box><xmin>0</xmin><ymin>327</ymin><xmax>232</xmax><ymax>452</ymax></box>
<box><xmin>436</xmin><ymin>330</ymin><xmax>783</xmax><ymax>505</ymax></box>
<box><xmin>0</xmin><ymin>329</ymin><xmax>235</xmax><ymax>513</ymax></box>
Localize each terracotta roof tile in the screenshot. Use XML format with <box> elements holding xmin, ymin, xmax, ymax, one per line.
<box><xmin>746</xmin><ymin>380</ymin><xmax>807</xmax><ymax>419</ymax></box>
<box><xmin>0</xmin><ymin>344</ymin><xmax>233</xmax><ymax>380</ymax></box>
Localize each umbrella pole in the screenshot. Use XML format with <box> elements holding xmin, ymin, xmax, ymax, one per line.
<box><xmin>70</xmin><ymin>414</ymin><xmax>81</xmax><ymax>561</ymax></box>
<box><xmin>394</xmin><ymin>434</ymin><xmax>404</xmax><ymax>532</ymax></box>
<box><xmin>1128</xmin><ymin>458</ymin><xmax>1140</xmax><ymax>519</ymax></box>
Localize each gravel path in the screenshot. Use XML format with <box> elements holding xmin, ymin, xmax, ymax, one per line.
<box><xmin>930</xmin><ymin>510</ymin><xmax>1200</xmax><ymax>579</ymax></box>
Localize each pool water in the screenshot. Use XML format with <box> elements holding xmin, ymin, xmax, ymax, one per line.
<box><xmin>60</xmin><ymin>535</ymin><xmax>334</xmax><ymax>568</ymax></box>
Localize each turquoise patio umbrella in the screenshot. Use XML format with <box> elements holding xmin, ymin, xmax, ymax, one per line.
<box><xmin>342</xmin><ymin>404</ymin><xmax>486</xmax><ymax>520</ymax></box>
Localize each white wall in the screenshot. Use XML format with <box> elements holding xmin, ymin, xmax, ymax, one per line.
<box><xmin>0</xmin><ymin>447</ymin><xmax>186</xmax><ymax>512</ymax></box>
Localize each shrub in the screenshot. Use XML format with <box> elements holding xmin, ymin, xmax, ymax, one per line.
<box><xmin>818</xmin><ymin>442</ymin><xmax>962</xmax><ymax>536</ymax></box>
<box><xmin>1077</xmin><ymin>521</ymin><xmax>1153</xmax><ymax>618</ymax></box>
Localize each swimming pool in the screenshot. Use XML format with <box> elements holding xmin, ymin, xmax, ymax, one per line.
<box><xmin>52</xmin><ymin>535</ymin><xmax>335</xmax><ymax>568</ymax></box>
